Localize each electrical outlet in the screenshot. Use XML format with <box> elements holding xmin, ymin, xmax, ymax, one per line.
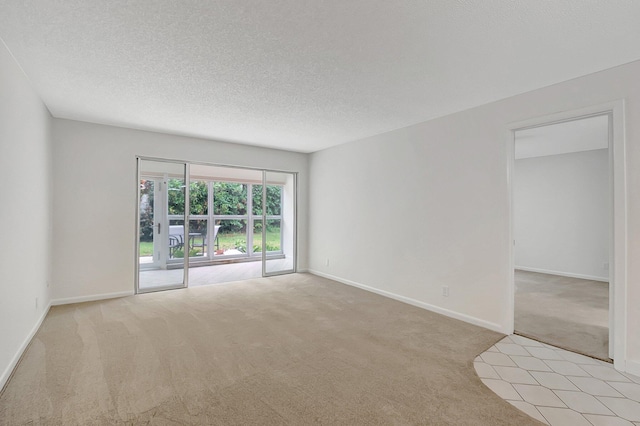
<box><xmin>442</xmin><ymin>286</ymin><xmax>449</xmax><ymax>297</ymax></box>
<box><xmin>35</xmin><ymin>297</ymin><xmax>38</xmax><ymax>308</ymax></box>
<box><xmin>325</xmin><ymin>258</ymin><xmax>330</xmax><ymax>266</ymax></box>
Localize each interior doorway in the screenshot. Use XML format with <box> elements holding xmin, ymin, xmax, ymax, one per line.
<box><xmin>512</xmin><ymin>114</ymin><xmax>611</xmax><ymax>360</ymax></box>
<box><xmin>136</xmin><ymin>159</ymin><xmax>297</xmax><ymax>293</ymax></box>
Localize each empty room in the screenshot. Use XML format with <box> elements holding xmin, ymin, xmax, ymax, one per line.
<box><xmin>2</xmin><ymin>2</ymin><xmax>640</xmax><ymax>425</ymax></box>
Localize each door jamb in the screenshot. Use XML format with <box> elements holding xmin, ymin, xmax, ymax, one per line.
<box><xmin>505</xmin><ymin>100</ymin><xmax>626</xmax><ymax>370</ymax></box>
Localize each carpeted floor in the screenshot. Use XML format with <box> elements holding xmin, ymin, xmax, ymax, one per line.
<box><xmin>514</xmin><ymin>270</ymin><xmax>609</xmax><ymax>361</ymax></box>
<box><xmin>1</xmin><ymin>273</ymin><xmax>542</xmax><ymax>425</ymax></box>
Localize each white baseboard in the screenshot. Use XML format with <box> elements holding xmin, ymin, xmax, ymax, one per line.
<box><xmin>1</xmin><ymin>302</ymin><xmax>52</xmax><ymax>393</ymax></box>
<box><xmin>515</xmin><ymin>266</ymin><xmax>608</xmax><ymax>283</ymax></box>
<box><xmin>51</xmin><ymin>290</ymin><xmax>134</xmax><ymax>306</ymax></box>
<box><xmin>308</xmin><ymin>270</ymin><xmax>506</xmax><ymax>334</ymax></box>
<box><xmin>625</xmin><ymin>360</ymin><xmax>640</xmax><ymax>378</ymax></box>
<box><xmin>296</xmin><ymin>268</ymin><xmax>309</xmax><ymax>273</ymax></box>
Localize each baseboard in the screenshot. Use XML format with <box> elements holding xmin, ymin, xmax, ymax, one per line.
<box><xmin>308</xmin><ymin>270</ymin><xmax>506</xmax><ymax>334</ymax></box>
<box><xmin>625</xmin><ymin>360</ymin><xmax>640</xmax><ymax>378</ymax></box>
<box><xmin>51</xmin><ymin>290</ymin><xmax>134</xmax><ymax>306</ymax></box>
<box><xmin>296</xmin><ymin>268</ymin><xmax>309</xmax><ymax>273</ymax></box>
<box><xmin>1</xmin><ymin>302</ymin><xmax>52</xmax><ymax>393</ymax></box>
<box><xmin>515</xmin><ymin>266</ymin><xmax>608</xmax><ymax>282</ymax></box>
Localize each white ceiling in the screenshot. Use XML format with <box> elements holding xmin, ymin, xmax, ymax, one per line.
<box><xmin>1</xmin><ymin>1</ymin><xmax>639</xmax><ymax>153</ymax></box>
<box><xmin>514</xmin><ymin>115</ymin><xmax>609</xmax><ymax>160</ymax></box>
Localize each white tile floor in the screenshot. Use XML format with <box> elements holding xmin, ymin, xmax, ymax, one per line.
<box><xmin>475</xmin><ymin>335</ymin><xmax>640</xmax><ymax>426</ymax></box>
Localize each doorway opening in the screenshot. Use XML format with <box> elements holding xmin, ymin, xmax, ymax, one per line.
<box><xmin>512</xmin><ymin>114</ymin><xmax>611</xmax><ymax>360</ymax></box>
<box><xmin>508</xmin><ymin>100</ymin><xmax>627</xmax><ymax>369</ymax></box>
<box><xmin>136</xmin><ymin>159</ymin><xmax>297</xmax><ymax>293</ymax></box>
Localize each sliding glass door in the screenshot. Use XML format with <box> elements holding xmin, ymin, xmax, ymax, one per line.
<box><xmin>263</xmin><ymin>171</ymin><xmax>296</xmax><ymax>276</ymax></box>
<box><xmin>137</xmin><ymin>158</ymin><xmax>189</xmax><ymax>293</ymax></box>
<box><xmin>136</xmin><ymin>160</ymin><xmax>295</xmax><ymax>292</ymax></box>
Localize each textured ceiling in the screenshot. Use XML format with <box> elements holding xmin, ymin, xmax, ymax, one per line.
<box><xmin>1</xmin><ymin>1</ymin><xmax>640</xmax><ymax>153</ymax></box>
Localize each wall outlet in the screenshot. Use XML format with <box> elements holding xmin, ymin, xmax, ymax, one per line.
<box><xmin>325</xmin><ymin>258</ymin><xmax>330</xmax><ymax>266</ymax></box>
<box><xmin>442</xmin><ymin>286</ymin><xmax>449</xmax><ymax>297</ymax></box>
<box><xmin>35</xmin><ymin>297</ymin><xmax>38</xmax><ymax>308</ymax></box>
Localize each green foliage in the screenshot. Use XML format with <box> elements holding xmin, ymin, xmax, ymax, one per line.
<box><xmin>139</xmin><ymin>180</ymin><xmax>154</xmax><ymax>242</ymax></box>
<box><xmin>140</xmin><ymin>178</ymin><xmax>284</xmax><ymax>247</ymax></box>
<box><xmin>252</xmin><ymin>185</ymin><xmax>282</xmax><ymax>216</ymax></box>
<box><xmin>165</xmin><ymin>180</ymin><xmax>281</xmax><ymax>226</ymax></box>
<box><xmin>214</xmin><ymin>182</ymin><xmax>247</xmax><ymax>215</ymax></box>
<box><xmin>171</xmin><ymin>248</ymin><xmax>200</xmax><ymax>259</ymax></box>
<box><xmin>234</xmin><ymin>239</ymin><xmax>247</xmax><ymax>253</ymax></box>
<box><xmin>213</xmin><ymin>182</ymin><xmax>248</xmax><ymax>233</ymax></box>
<box><xmin>139</xmin><ymin>241</ymin><xmax>153</xmax><ymax>256</ymax></box>
<box><xmin>253</xmin><ymin>243</ymin><xmax>280</xmax><ymax>252</ymax></box>
<box><xmin>189</xmin><ymin>181</ymin><xmax>208</xmax><ymax>215</ymax></box>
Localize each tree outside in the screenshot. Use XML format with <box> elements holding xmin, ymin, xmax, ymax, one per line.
<box><xmin>139</xmin><ymin>179</ymin><xmax>282</xmax><ymax>255</ymax></box>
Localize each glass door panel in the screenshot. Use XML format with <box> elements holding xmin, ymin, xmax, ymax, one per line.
<box><xmin>252</xmin><ymin>219</ymin><xmax>263</xmax><ymax>255</ymax></box>
<box><xmin>215</xmin><ymin>219</ymin><xmax>248</xmax><ymax>256</ymax></box>
<box><xmin>188</xmin><ymin>219</ymin><xmax>208</xmax><ymax>259</ymax></box>
<box><xmin>137</xmin><ymin>158</ymin><xmax>188</xmax><ymax>293</ymax></box>
<box><xmin>263</xmin><ymin>171</ymin><xmax>296</xmax><ymax>276</ymax></box>
<box><xmin>188</xmin><ymin>180</ymin><xmax>209</xmax><ymax>260</ymax></box>
<box><xmin>139</xmin><ymin>178</ymin><xmax>158</xmax><ymax>267</ymax></box>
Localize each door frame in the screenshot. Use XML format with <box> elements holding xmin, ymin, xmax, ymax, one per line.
<box><xmin>505</xmin><ymin>100</ymin><xmax>626</xmax><ymax>370</ymax></box>
<box><xmin>262</xmin><ymin>170</ymin><xmax>298</xmax><ymax>277</ymax></box>
<box><xmin>135</xmin><ymin>157</ymin><xmax>190</xmax><ymax>294</ymax></box>
<box><xmin>135</xmin><ymin>156</ymin><xmax>298</xmax><ymax>292</ymax></box>
<box><xmin>137</xmin><ymin>175</ymin><xmax>163</xmax><ymax>270</ymax></box>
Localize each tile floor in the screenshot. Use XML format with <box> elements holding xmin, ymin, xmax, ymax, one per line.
<box><xmin>475</xmin><ymin>335</ymin><xmax>640</xmax><ymax>425</ymax></box>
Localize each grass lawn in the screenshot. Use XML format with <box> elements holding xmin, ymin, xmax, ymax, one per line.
<box><xmin>139</xmin><ymin>230</ymin><xmax>281</xmax><ymax>257</ymax></box>
<box><xmin>139</xmin><ymin>241</ymin><xmax>153</xmax><ymax>256</ymax></box>
<box><xmin>218</xmin><ymin>230</ymin><xmax>281</xmax><ymax>252</ymax></box>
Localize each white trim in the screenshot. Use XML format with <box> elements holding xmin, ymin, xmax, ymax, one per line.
<box><xmin>308</xmin><ymin>270</ymin><xmax>505</xmax><ymax>334</ymax></box>
<box><xmin>626</xmin><ymin>360</ymin><xmax>640</xmax><ymax>378</ymax></box>
<box><xmin>515</xmin><ymin>266</ymin><xmax>608</xmax><ymax>283</ymax></box>
<box><xmin>506</xmin><ymin>100</ymin><xmax>627</xmax><ymax>370</ymax></box>
<box><xmin>1</xmin><ymin>302</ymin><xmax>52</xmax><ymax>392</ymax></box>
<box><xmin>51</xmin><ymin>290</ymin><xmax>133</xmax><ymax>306</ymax></box>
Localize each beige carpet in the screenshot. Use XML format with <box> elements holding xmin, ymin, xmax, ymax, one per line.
<box><xmin>1</xmin><ymin>273</ymin><xmax>541</xmax><ymax>425</ymax></box>
<box><xmin>515</xmin><ymin>270</ymin><xmax>609</xmax><ymax>361</ymax></box>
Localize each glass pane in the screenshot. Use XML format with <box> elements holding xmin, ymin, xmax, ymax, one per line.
<box><xmin>264</xmin><ymin>171</ymin><xmax>294</xmax><ymax>275</ymax></box>
<box><xmin>168</xmin><ymin>218</ymin><xmax>185</xmax><ymax>259</ymax></box>
<box><xmin>139</xmin><ymin>179</ymin><xmax>155</xmax><ymax>264</ymax></box>
<box><xmin>188</xmin><ymin>219</ymin><xmax>208</xmax><ymax>258</ymax></box>
<box><xmin>167</xmin><ymin>178</ymin><xmax>186</xmax><ymax>215</ymax></box>
<box><xmin>265</xmin><ymin>219</ymin><xmax>281</xmax><ymax>252</ymax></box>
<box><xmin>189</xmin><ymin>181</ymin><xmax>208</xmax><ymax>215</ymax></box>
<box><xmin>138</xmin><ymin>159</ymin><xmax>187</xmax><ymax>292</ymax></box>
<box><xmin>254</xmin><ymin>219</ymin><xmax>281</xmax><ymax>253</ymax></box>
<box><xmin>253</xmin><ymin>184</ymin><xmax>282</xmax><ymax>215</ymax></box>
<box><xmin>213</xmin><ymin>182</ymin><xmax>247</xmax><ymax>215</ymax></box>
<box><xmin>214</xmin><ymin>219</ymin><xmax>247</xmax><ymax>256</ymax></box>
<box><xmin>266</xmin><ymin>185</ymin><xmax>282</xmax><ymax>216</ymax></box>
<box><xmin>253</xmin><ymin>219</ymin><xmax>262</xmax><ymax>253</ymax></box>
<box><xmin>252</xmin><ymin>184</ymin><xmax>262</xmax><ymax>215</ymax></box>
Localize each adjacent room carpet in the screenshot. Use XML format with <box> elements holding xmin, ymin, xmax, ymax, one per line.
<box><xmin>514</xmin><ymin>269</ymin><xmax>609</xmax><ymax>361</ymax></box>
<box><xmin>1</xmin><ymin>273</ymin><xmax>541</xmax><ymax>425</ymax></box>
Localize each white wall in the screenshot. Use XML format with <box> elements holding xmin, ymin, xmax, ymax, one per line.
<box><xmin>308</xmin><ymin>59</ymin><xmax>640</xmax><ymax>369</ymax></box>
<box><xmin>51</xmin><ymin>119</ymin><xmax>308</xmax><ymax>302</ymax></box>
<box><xmin>514</xmin><ymin>149</ymin><xmax>609</xmax><ymax>281</ymax></box>
<box><xmin>0</xmin><ymin>41</ymin><xmax>52</xmax><ymax>389</ymax></box>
